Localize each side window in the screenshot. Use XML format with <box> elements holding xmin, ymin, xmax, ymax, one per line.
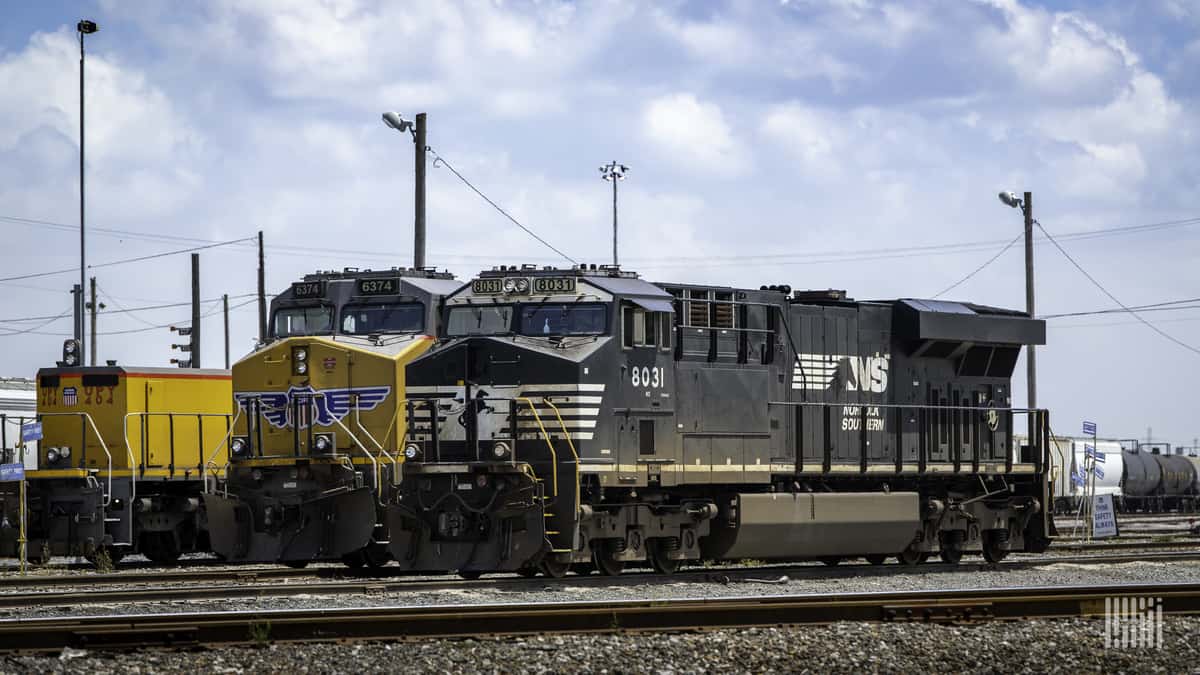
<box><xmin>642</xmin><ymin>310</ymin><xmax>658</xmax><ymax>347</ymax></box>
<box><xmin>660</xmin><ymin>313</ymin><xmax>673</xmax><ymax>352</ymax></box>
<box><xmin>622</xmin><ymin>306</ymin><xmax>636</xmax><ymax>348</ymax></box>
<box><xmin>623</xmin><ymin>303</ymin><xmax>660</xmax><ymax>348</ymax></box>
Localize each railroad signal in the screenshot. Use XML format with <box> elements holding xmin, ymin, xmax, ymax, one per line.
<box><xmin>170</xmin><ymin>325</ymin><xmax>194</xmax><ymax>367</ymax></box>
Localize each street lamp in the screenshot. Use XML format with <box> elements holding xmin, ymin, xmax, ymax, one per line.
<box><xmin>77</xmin><ymin>19</ymin><xmax>98</xmax><ymax>366</ymax></box>
<box><xmin>381</xmin><ymin>111</ymin><xmax>426</xmax><ymax>269</ymax></box>
<box><xmin>599</xmin><ymin>161</ymin><xmax>629</xmax><ymax>266</ymax></box>
<box><xmin>997</xmin><ymin>190</ymin><xmax>1035</xmax><ymax>411</ymax></box>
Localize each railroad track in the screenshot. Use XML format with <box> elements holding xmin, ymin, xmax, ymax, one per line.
<box><xmin>2</xmin><ymin>582</ymin><xmax>1198</xmax><ymax>653</ymax></box>
<box><xmin>2</xmin><ymin>550</ymin><xmax>1198</xmax><ymax>608</ymax></box>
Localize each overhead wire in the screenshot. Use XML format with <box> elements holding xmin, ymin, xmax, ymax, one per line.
<box><xmin>931</xmin><ymin>233</ymin><xmax>1023</xmax><ymax>298</ymax></box>
<box><xmin>0</xmin><ymin>236</ymin><xmax>256</xmax><ymax>284</ymax></box>
<box><xmin>1035</xmin><ymin>220</ymin><xmax>1200</xmax><ymax>357</ymax></box>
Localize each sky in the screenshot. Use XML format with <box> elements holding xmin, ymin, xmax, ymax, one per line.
<box><xmin>1</xmin><ymin>0</ymin><xmax>1199</xmax><ymax>446</ymax></box>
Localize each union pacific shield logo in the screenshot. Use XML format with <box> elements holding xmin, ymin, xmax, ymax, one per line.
<box><xmin>236</xmin><ymin>385</ymin><xmax>391</xmax><ymax>429</ymax></box>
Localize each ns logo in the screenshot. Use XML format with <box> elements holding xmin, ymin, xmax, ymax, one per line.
<box><xmin>793</xmin><ymin>352</ymin><xmax>890</xmax><ymax>394</ymax></box>
<box><xmin>846</xmin><ymin>356</ymin><xmax>889</xmax><ymax>394</ymax></box>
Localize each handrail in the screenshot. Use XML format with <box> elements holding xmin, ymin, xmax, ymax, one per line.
<box><xmin>354</xmin><ymin>404</ymin><xmax>399</xmax><ymax>486</ymax></box>
<box><xmin>328</xmin><ymin>415</ymin><xmax>383</xmax><ymax>498</ymax></box>
<box><xmin>540</xmin><ymin>397</ymin><xmax>581</xmax><ymax>517</ymax></box>
<box><xmin>202</xmin><ymin>406</ymin><xmax>242</xmax><ymax>494</ymax></box>
<box><xmin>518</xmin><ymin>397</ymin><xmax>560</xmax><ymax>499</ymax></box>
<box><xmin>38</xmin><ymin>412</ymin><xmax>114</xmax><ymax>506</ymax></box>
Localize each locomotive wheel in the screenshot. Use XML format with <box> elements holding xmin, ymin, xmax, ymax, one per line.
<box><xmin>648</xmin><ymin>540</ymin><xmax>681</xmax><ymax>575</ymax></box>
<box><xmin>341</xmin><ymin>551</ymin><xmax>366</xmax><ymax>569</ymax></box>
<box><xmin>284</xmin><ymin>560</ymin><xmax>310</xmax><ymax>569</ymax></box>
<box><xmin>540</xmin><ymin>557</ymin><xmax>571</xmax><ymax>579</ymax></box>
<box><xmin>517</xmin><ymin>566</ymin><xmax>540</xmax><ymax>578</ymax></box>
<box><xmin>592</xmin><ymin>542</ymin><xmax>626</xmax><ymax>576</ymax></box>
<box><xmin>939</xmin><ymin>545</ymin><xmax>963</xmax><ymax>565</ymax></box>
<box><xmin>864</xmin><ymin>555</ymin><xmax>888</xmax><ymax>566</ymax></box>
<box><xmin>142</xmin><ymin>533</ymin><xmax>181</xmax><ymax>565</ymax></box>
<box><xmin>820</xmin><ymin>556</ymin><xmax>842</xmax><ymax>567</ymax></box>
<box><xmin>982</xmin><ymin>532</ymin><xmax>1010</xmax><ymax>563</ymax></box>
<box><xmin>896</xmin><ymin>547</ymin><xmax>922</xmax><ymax>566</ymax></box>
<box><xmin>364</xmin><ymin>545</ymin><xmax>391</xmax><ymax>569</ymax></box>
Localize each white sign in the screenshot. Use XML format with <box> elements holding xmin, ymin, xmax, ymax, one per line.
<box><xmin>1092</xmin><ymin>494</ymin><xmax>1119</xmax><ymax>538</ymax></box>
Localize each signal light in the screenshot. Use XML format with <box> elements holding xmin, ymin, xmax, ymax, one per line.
<box><xmin>169</xmin><ymin>325</ymin><xmax>195</xmax><ymax>367</ymax></box>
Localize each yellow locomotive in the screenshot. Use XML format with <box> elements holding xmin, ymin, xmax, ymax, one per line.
<box><xmin>205</xmin><ymin>267</ymin><xmax>459</xmax><ymax>567</ymax></box>
<box><xmin>0</xmin><ymin>343</ymin><xmax>232</xmax><ymax>563</ymax></box>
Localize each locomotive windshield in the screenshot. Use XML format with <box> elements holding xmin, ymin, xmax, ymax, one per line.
<box><xmin>447</xmin><ymin>305</ymin><xmax>513</xmax><ymax>336</ymax></box>
<box><xmin>518</xmin><ymin>303</ymin><xmax>606</xmax><ymax>336</ymax></box>
<box><xmin>273</xmin><ymin>306</ymin><xmax>333</xmax><ymax>337</ymax></box>
<box><xmin>341</xmin><ymin>303</ymin><xmax>424</xmax><ymax>335</ymax></box>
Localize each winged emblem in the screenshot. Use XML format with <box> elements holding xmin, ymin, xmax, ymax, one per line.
<box><xmin>236</xmin><ymin>385</ymin><xmax>392</xmax><ymax>429</ymax></box>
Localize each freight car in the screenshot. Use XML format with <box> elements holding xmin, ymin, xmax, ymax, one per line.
<box><xmin>1045</xmin><ymin>438</ymin><xmax>1124</xmax><ymax>515</ymax></box>
<box><xmin>388</xmin><ymin>265</ymin><xmax>1051</xmax><ymax>577</ymax></box>
<box><xmin>0</xmin><ymin>348</ymin><xmax>232</xmax><ymax>563</ymax></box>
<box><xmin>1118</xmin><ymin>443</ymin><xmax>1200</xmax><ymax>512</ymax></box>
<box><xmin>205</xmin><ymin>267</ymin><xmax>459</xmax><ymax>567</ymax></box>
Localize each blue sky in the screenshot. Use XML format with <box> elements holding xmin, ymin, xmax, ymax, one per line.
<box><xmin>1</xmin><ymin>0</ymin><xmax>1199</xmax><ymax>445</ymax></box>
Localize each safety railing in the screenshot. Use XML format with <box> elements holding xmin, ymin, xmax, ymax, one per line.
<box><xmin>765</xmin><ymin>400</ymin><xmax>1049</xmax><ymax>475</ymax></box>
<box><xmin>123</xmin><ymin>411</ymin><xmax>235</xmax><ymax>478</ymax></box>
<box><xmin>34</xmin><ymin>411</ymin><xmax>117</xmax><ymax>504</ymax></box>
<box><xmin>203</xmin><ymin>406</ymin><xmax>243</xmax><ymax>494</ymax></box>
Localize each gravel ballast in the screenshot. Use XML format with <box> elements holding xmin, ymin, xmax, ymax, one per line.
<box><xmin>3</xmin><ymin>617</ymin><xmax>1197</xmax><ymax>674</ymax></box>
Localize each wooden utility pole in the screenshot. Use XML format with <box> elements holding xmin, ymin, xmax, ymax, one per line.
<box><xmin>1023</xmin><ymin>191</ymin><xmax>1035</xmax><ymax>410</ymax></box>
<box><xmin>223</xmin><ymin>293</ymin><xmax>230</xmax><ymax>369</ymax></box>
<box><xmin>191</xmin><ymin>253</ymin><xmax>201</xmax><ymax>368</ymax></box>
<box><xmin>88</xmin><ymin>277</ymin><xmax>97</xmax><ymax>365</ymax></box>
<box><xmin>257</xmin><ymin>230</ymin><xmax>266</xmax><ymax>343</ymax></box>
<box><xmin>414</xmin><ymin>112</ymin><xmax>427</xmax><ymax>269</ymax></box>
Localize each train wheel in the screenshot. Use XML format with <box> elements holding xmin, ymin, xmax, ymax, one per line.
<box><xmin>592</xmin><ymin>542</ymin><xmax>626</xmax><ymax>576</ymax></box>
<box><xmin>648</xmin><ymin>540</ymin><xmax>681</xmax><ymax>575</ymax></box>
<box><xmin>284</xmin><ymin>560</ymin><xmax>310</xmax><ymax>569</ymax></box>
<box><xmin>341</xmin><ymin>551</ymin><xmax>366</xmax><ymax>569</ymax></box>
<box><xmin>540</xmin><ymin>557</ymin><xmax>571</xmax><ymax>579</ymax></box>
<box><xmin>364</xmin><ymin>546</ymin><xmax>391</xmax><ymax>569</ymax></box>
<box><xmin>517</xmin><ymin>566</ymin><xmax>540</xmax><ymax>578</ymax></box>
<box><xmin>981</xmin><ymin>532</ymin><xmax>1009</xmax><ymax>563</ymax></box>
<box><xmin>864</xmin><ymin>555</ymin><xmax>888</xmax><ymax>566</ymax></box>
<box><xmin>820</xmin><ymin>556</ymin><xmax>841</xmax><ymax>567</ymax></box>
<box><xmin>896</xmin><ymin>547</ymin><xmax>922</xmax><ymax>566</ymax></box>
<box><xmin>939</xmin><ymin>546</ymin><xmax>963</xmax><ymax>565</ymax></box>
<box><xmin>459</xmin><ymin>570</ymin><xmax>484</xmax><ymax>580</ymax></box>
<box><xmin>142</xmin><ymin>533</ymin><xmax>181</xmax><ymax>565</ymax></box>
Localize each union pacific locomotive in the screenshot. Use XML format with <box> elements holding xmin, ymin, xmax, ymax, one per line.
<box><xmin>205</xmin><ymin>267</ymin><xmax>459</xmax><ymax>566</ymax></box>
<box><xmin>388</xmin><ymin>265</ymin><xmax>1052</xmax><ymax>576</ymax></box>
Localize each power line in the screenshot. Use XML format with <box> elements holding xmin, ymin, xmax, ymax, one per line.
<box><xmin>1036</xmin><ymin>220</ymin><xmax>1200</xmax><ymax>356</ymax></box>
<box><xmin>0</xmin><ymin>308</ymin><xmax>73</xmax><ymax>336</ymax></box>
<box><xmin>0</xmin><ymin>293</ymin><xmax>258</xmax><ymax>324</ymax></box>
<box><xmin>932</xmin><ymin>233</ymin><xmax>1022</xmax><ymax>298</ymax></box>
<box><xmin>425</xmin><ymin>147</ymin><xmax>578</xmax><ymax>264</ymax></box>
<box><xmin>0</xmin><ymin>236</ymin><xmax>256</xmax><ymax>283</ymax></box>
<box><xmin>1041</xmin><ymin>297</ymin><xmax>1200</xmax><ymax>319</ymax></box>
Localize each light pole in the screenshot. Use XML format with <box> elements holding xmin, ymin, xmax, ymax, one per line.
<box><xmin>77</xmin><ymin>19</ymin><xmax>98</xmax><ymax>366</ymax></box>
<box><xmin>999</xmin><ymin>190</ymin><xmax>1035</xmax><ymax>410</ymax></box>
<box><xmin>381</xmin><ymin>111</ymin><xmax>427</xmax><ymax>269</ymax></box>
<box><xmin>599</xmin><ymin>161</ymin><xmax>628</xmax><ymax>266</ymax></box>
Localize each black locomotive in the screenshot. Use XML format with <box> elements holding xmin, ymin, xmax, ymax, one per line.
<box><xmin>387</xmin><ymin>265</ymin><xmax>1051</xmax><ymax>576</ymax></box>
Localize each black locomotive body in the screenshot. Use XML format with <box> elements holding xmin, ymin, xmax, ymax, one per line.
<box><xmin>389</xmin><ymin>265</ymin><xmax>1051</xmax><ymax>576</ymax></box>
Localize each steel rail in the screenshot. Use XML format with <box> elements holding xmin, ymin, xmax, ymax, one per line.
<box><xmin>3</xmin><ymin>550</ymin><xmax>1200</xmax><ymax>605</ymax></box>
<box><xmin>2</xmin><ymin>582</ymin><xmax>1200</xmax><ymax>653</ymax></box>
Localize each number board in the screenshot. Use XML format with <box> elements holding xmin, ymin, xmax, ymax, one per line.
<box><xmin>472</xmin><ymin>278</ymin><xmax>505</xmax><ymax>295</ymax></box>
<box><xmin>532</xmin><ymin>277</ymin><xmax>576</xmax><ymax>294</ymax></box>
<box><xmin>291</xmin><ymin>281</ymin><xmax>325</xmax><ymax>299</ymax></box>
<box><xmin>356</xmin><ymin>277</ymin><xmax>401</xmax><ymax>296</ymax></box>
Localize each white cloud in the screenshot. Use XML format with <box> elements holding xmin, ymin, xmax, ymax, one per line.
<box><xmin>641</xmin><ymin>93</ymin><xmax>748</xmax><ymax>176</ymax></box>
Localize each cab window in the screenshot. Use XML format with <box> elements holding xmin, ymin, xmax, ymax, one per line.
<box><xmin>273</xmin><ymin>306</ymin><xmax>333</xmax><ymax>337</ymax></box>
<box><xmin>447</xmin><ymin>305</ymin><xmax>514</xmax><ymax>336</ymax></box>
<box><xmin>341</xmin><ymin>303</ymin><xmax>424</xmax><ymax>335</ymax></box>
<box><xmin>622</xmin><ymin>305</ymin><xmax>661</xmax><ymax>348</ymax></box>
<box><xmin>518</xmin><ymin>303</ymin><xmax>606</xmax><ymax>336</ymax></box>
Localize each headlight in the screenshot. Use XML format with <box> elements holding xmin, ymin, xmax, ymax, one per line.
<box><xmin>514</xmin><ymin>278</ymin><xmax>529</xmax><ymax>293</ymax></box>
<box><xmin>251</xmin><ymin>469</ymin><xmax>263</xmax><ymax>482</ymax></box>
<box><xmin>503</xmin><ymin>278</ymin><xmax>517</xmax><ymax>292</ymax></box>
<box><xmin>59</xmin><ymin>446</ymin><xmax>71</xmax><ymax>459</ymax></box>
<box><xmin>64</xmin><ymin>353</ymin><xmax>78</xmax><ymax>366</ymax></box>
<box><xmin>295</xmin><ymin>348</ymin><xmax>307</xmax><ymax>362</ymax></box>
<box><xmin>492</xmin><ymin>441</ymin><xmax>511</xmax><ymax>459</ymax></box>
<box><xmin>296</xmin><ymin>361</ymin><xmax>308</xmax><ymax>374</ymax></box>
<box><xmin>292</xmin><ymin>346</ymin><xmax>309</xmax><ymax>375</ymax></box>
<box><xmin>46</xmin><ymin>448</ymin><xmax>60</xmax><ymax>464</ymax></box>
<box><xmin>314</xmin><ymin>434</ymin><xmax>333</xmax><ymax>453</ymax></box>
<box><xmin>403</xmin><ymin>443</ymin><xmax>421</xmax><ymax>460</ymax></box>
<box><xmin>230</xmin><ymin>437</ymin><xmax>248</xmax><ymax>456</ymax></box>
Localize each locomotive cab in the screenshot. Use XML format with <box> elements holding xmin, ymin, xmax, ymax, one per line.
<box><xmin>204</xmin><ymin>267</ymin><xmax>459</xmax><ymax>567</ymax></box>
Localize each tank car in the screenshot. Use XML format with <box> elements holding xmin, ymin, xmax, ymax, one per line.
<box><xmin>388</xmin><ymin>265</ymin><xmax>1051</xmax><ymax>577</ymax></box>
<box><xmin>1045</xmin><ymin>438</ymin><xmax>1123</xmax><ymax>515</ymax></box>
<box><xmin>205</xmin><ymin>267</ymin><xmax>459</xmax><ymax>567</ymax></box>
<box><xmin>0</xmin><ymin>348</ymin><xmax>232</xmax><ymax>563</ymax></box>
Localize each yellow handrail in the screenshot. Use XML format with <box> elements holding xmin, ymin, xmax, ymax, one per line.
<box><xmin>540</xmin><ymin>397</ymin><xmax>581</xmax><ymax>516</ymax></box>
<box><xmin>518</xmin><ymin>397</ymin><xmax>559</xmax><ymax>498</ymax></box>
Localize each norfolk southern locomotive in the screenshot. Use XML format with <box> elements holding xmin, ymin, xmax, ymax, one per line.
<box><xmin>389</xmin><ymin>264</ymin><xmax>1051</xmax><ymax>576</ymax></box>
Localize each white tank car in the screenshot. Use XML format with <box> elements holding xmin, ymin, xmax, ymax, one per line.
<box><xmin>1038</xmin><ymin>436</ymin><xmax>1123</xmax><ymax>510</ymax></box>
<box><xmin>0</xmin><ymin>377</ymin><xmax>37</xmax><ymax>471</ymax></box>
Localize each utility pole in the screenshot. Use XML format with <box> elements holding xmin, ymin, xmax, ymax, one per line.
<box><xmin>257</xmin><ymin>230</ymin><xmax>266</xmax><ymax>344</ymax></box>
<box><xmin>191</xmin><ymin>253</ymin><xmax>201</xmax><ymax>369</ymax></box>
<box><xmin>1023</xmin><ymin>191</ymin><xmax>1035</xmax><ymax>411</ymax></box>
<box><xmin>71</xmin><ymin>285</ymin><xmax>83</xmax><ymax>354</ymax></box>
<box><xmin>76</xmin><ymin>20</ymin><xmax>98</xmax><ymax>365</ymax></box>
<box><xmin>599</xmin><ymin>161</ymin><xmax>629</xmax><ymax>266</ymax></box>
<box><xmin>223</xmin><ymin>294</ymin><xmax>230</xmax><ymax>369</ymax></box>
<box><xmin>414</xmin><ymin>112</ymin><xmax>427</xmax><ymax>269</ymax></box>
<box><xmin>86</xmin><ymin>277</ymin><xmax>104</xmax><ymax>366</ymax></box>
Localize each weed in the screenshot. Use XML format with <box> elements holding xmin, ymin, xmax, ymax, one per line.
<box><xmin>93</xmin><ymin>547</ymin><xmax>113</xmax><ymax>574</ymax></box>
<box><xmin>249</xmin><ymin>620</ymin><xmax>272</xmax><ymax>645</ymax></box>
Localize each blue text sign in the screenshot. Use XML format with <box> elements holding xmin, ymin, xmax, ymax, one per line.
<box><xmin>0</xmin><ymin>464</ymin><xmax>24</xmax><ymax>482</ymax></box>
<box><xmin>20</xmin><ymin>422</ymin><xmax>42</xmax><ymax>443</ymax></box>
